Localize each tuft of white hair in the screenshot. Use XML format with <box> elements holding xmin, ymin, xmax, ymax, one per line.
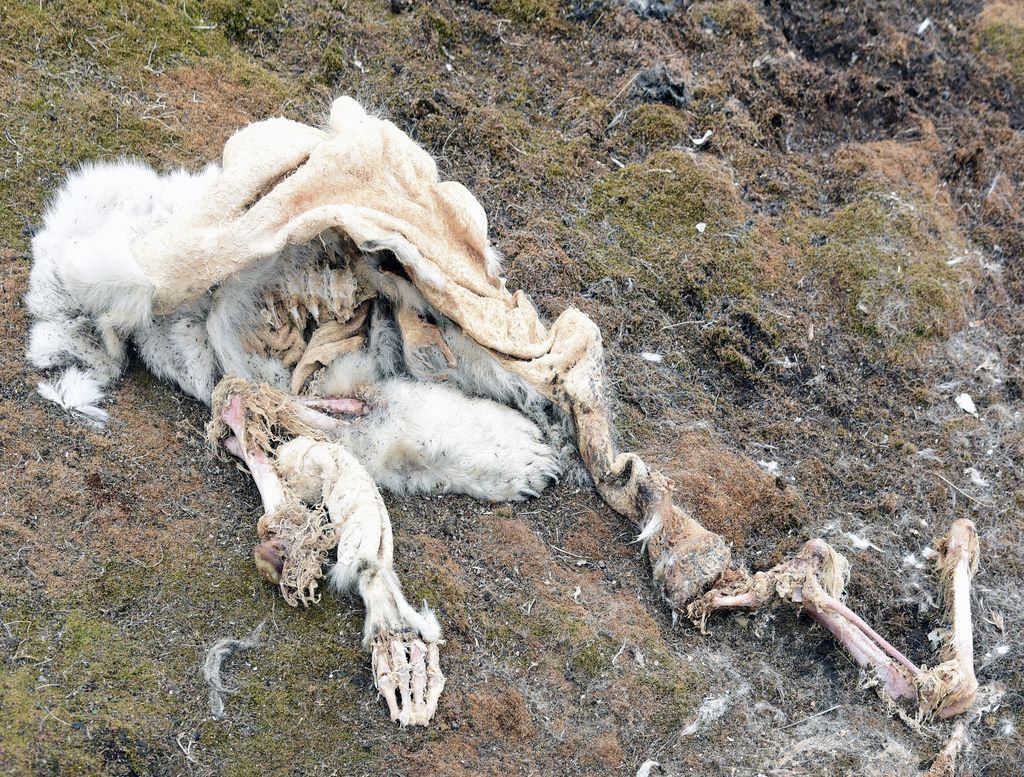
<box><xmin>36</xmin><ymin>368</ymin><xmax>109</xmax><ymax>427</ymax></box>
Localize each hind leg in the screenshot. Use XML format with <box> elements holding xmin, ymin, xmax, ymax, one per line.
<box><xmin>688</xmin><ymin>521</ymin><xmax>980</xmax><ymax>720</ymax></box>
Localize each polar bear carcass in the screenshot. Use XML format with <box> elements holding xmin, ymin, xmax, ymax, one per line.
<box><xmin>25</xmin><ymin>97</ymin><xmax>979</xmax><ymax>728</ymax></box>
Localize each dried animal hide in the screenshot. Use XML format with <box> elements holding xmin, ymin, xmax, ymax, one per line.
<box><xmin>129</xmin><ymin>96</ymin><xmax>730</xmax><ymax>609</ymax></box>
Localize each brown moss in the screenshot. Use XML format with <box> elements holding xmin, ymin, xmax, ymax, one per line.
<box><xmin>661</xmin><ymin>428</ymin><xmax>805</xmax><ymax>547</ymax></box>
<box><xmin>467</xmin><ymin>686</ymin><xmax>536</xmax><ymax>740</ymax></box>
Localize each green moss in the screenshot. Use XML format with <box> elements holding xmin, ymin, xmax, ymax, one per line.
<box><xmin>568</xmin><ymin>634</ymin><xmax>619</xmax><ymax>681</ymax></box>
<box><xmin>584</xmin><ymin>149</ymin><xmax>768</xmax><ymax>315</ymax></box>
<box><xmin>0</xmin><ymin>667</ymin><xmax>104</xmax><ymax>775</ymax></box>
<box><xmin>199</xmin><ymin>632</ymin><xmax>369</xmax><ymax>776</ymax></box>
<box><xmin>453</xmin><ymin>102</ymin><xmax>589</xmax><ymax>195</ymax></box>
<box><xmin>0</xmin><ymin>0</ymin><xmax>293</xmax><ymax>250</ymax></box>
<box><xmin>691</xmin><ymin>0</ymin><xmax>764</xmax><ymax>40</ymax></box>
<box><xmin>634</xmin><ymin>644</ymin><xmax>709</xmax><ymax>736</ymax></box>
<box><xmin>795</xmin><ymin>191</ymin><xmax>963</xmax><ymax>342</ymax></box>
<box><xmin>622</xmin><ymin>103</ymin><xmax>690</xmax><ymax>148</ymax></box>
<box><xmin>404</xmin><ymin>567</ymin><xmax>471</xmax><ymax>632</ymax></box>
<box><xmin>321</xmin><ymin>38</ymin><xmax>348</xmax><ymax>80</ymax></box>
<box><xmin>978</xmin><ymin>3</ymin><xmax>1024</xmax><ymax>78</ymax></box>
<box><xmin>426</xmin><ymin>9</ymin><xmax>458</xmax><ymax>51</ymax></box>
<box><xmin>205</xmin><ymin>0</ymin><xmax>282</xmax><ymax>44</ymax></box>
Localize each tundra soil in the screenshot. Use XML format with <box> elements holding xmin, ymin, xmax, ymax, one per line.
<box><xmin>1</xmin><ymin>1</ymin><xmax>1022</xmax><ymax>775</ymax></box>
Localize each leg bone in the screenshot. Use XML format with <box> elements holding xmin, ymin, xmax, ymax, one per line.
<box><xmin>689</xmin><ymin>521</ymin><xmax>982</xmax><ymax>720</ymax></box>
<box><xmin>915</xmin><ymin>519</ymin><xmax>979</xmax><ymax>719</ymax></box>
<box><xmin>690</xmin><ymin>538</ymin><xmax>921</xmax><ymax>706</ymax></box>
<box><xmin>275</xmin><ymin>436</ymin><xmax>446</xmax><ymax>726</ymax></box>
<box><xmin>216</xmin><ymin>390</ymin><xmax>336</xmax><ymax>604</ymax></box>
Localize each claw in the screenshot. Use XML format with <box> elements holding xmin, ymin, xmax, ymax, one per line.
<box><xmin>370</xmin><ymin>633</ymin><xmax>445</xmax><ymax>726</ymax></box>
<box><xmin>372</xmin><ymin>638</ymin><xmax>402</xmax><ymax>722</ymax></box>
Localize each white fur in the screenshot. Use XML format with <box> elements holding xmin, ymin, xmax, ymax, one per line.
<box><xmin>27</xmin><ymin>159</ymin><xmax>566</xmax><ymax>504</ymax></box>
<box><xmin>26</xmin><ymin>159</ymin><xmax>220</xmax><ymax>417</ymax></box>
<box><xmin>318</xmin><ymin>370</ymin><xmax>561</xmax><ymax>500</ymax></box>
<box><xmin>36</xmin><ymin>368</ymin><xmax>109</xmax><ymax>427</ymax></box>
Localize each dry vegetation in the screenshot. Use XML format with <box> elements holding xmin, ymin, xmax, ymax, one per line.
<box><xmin>1</xmin><ymin>0</ymin><xmax>1022</xmax><ymax>775</ymax></box>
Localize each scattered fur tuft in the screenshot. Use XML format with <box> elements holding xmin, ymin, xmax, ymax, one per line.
<box><xmin>36</xmin><ymin>367</ymin><xmax>109</xmax><ymax>427</ymax></box>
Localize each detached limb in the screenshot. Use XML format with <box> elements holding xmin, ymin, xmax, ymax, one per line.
<box><xmin>689</xmin><ymin>539</ymin><xmax>920</xmax><ymax>705</ymax></box>
<box><xmin>689</xmin><ymin>522</ymin><xmax>982</xmax><ymax>721</ymax></box>
<box><xmin>915</xmin><ymin>519</ymin><xmax>979</xmax><ymax>719</ymax></box>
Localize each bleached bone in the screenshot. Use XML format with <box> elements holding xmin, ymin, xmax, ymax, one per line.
<box><xmin>922</xmin><ymin>722</ymin><xmax>967</xmax><ymax>777</ymax></box>
<box><xmin>689</xmin><ymin>520</ymin><xmax>980</xmax><ymax>721</ymax></box>
<box><xmin>916</xmin><ymin>520</ymin><xmax>978</xmax><ymax>719</ymax></box>
<box><xmin>217</xmin><ymin>385</ymin><xmax>445</xmax><ymax>725</ymax></box>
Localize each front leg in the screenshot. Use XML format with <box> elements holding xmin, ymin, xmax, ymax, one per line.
<box><xmin>275</xmin><ymin>436</ymin><xmax>446</xmax><ymax>726</ymax></box>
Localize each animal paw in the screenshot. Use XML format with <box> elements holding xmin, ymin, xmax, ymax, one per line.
<box><xmin>371</xmin><ymin>632</ymin><xmax>445</xmax><ymax>726</ymax></box>
<box><xmin>505</xmin><ymin>435</ymin><xmax>562</xmax><ymax>501</ymax></box>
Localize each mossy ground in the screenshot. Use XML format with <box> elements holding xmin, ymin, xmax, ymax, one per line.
<box><xmin>977</xmin><ymin>1</ymin><xmax>1024</xmax><ymax>78</ymax></box>
<box><xmin>1</xmin><ymin>0</ymin><xmax>1022</xmax><ymax>774</ymax></box>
